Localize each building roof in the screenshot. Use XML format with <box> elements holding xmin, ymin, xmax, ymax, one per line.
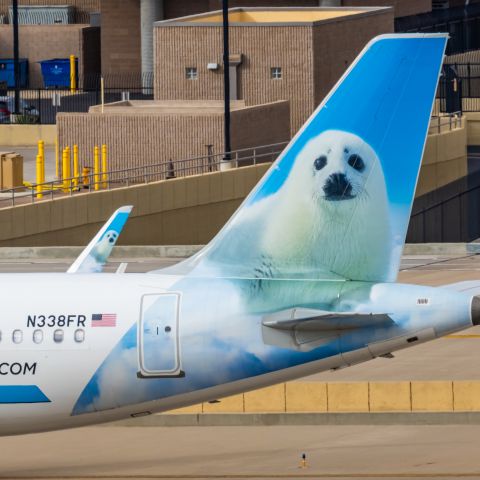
<box><xmin>88</xmin><ymin>100</ymin><xmax>288</xmax><ymax>116</ymax></box>
<box><xmin>156</xmin><ymin>7</ymin><xmax>392</xmax><ymax>27</ymax></box>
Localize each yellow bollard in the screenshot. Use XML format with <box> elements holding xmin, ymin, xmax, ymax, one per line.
<box><xmin>62</xmin><ymin>148</ymin><xmax>71</xmax><ymax>193</ymax></box>
<box><xmin>55</xmin><ymin>137</ymin><xmax>59</xmax><ymax>179</ymax></box>
<box><xmin>70</xmin><ymin>55</ymin><xmax>77</xmax><ymax>93</ymax></box>
<box><xmin>73</xmin><ymin>145</ymin><xmax>79</xmax><ymax>190</ymax></box>
<box><xmin>38</xmin><ymin>140</ymin><xmax>44</xmax><ymax>163</ymax></box>
<box><xmin>94</xmin><ymin>146</ymin><xmax>100</xmax><ymax>191</ymax></box>
<box><xmin>101</xmin><ymin>144</ymin><xmax>108</xmax><ymax>189</ymax></box>
<box><xmin>36</xmin><ymin>154</ymin><xmax>43</xmax><ymax>199</ymax></box>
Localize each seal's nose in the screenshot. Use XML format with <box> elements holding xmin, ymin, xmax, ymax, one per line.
<box><xmin>323</xmin><ymin>173</ymin><xmax>353</xmax><ymax>200</ymax></box>
<box><xmin>471</xmin><ymin>296</ymin><xmax>480</xmax><ymax>325</ymax></box>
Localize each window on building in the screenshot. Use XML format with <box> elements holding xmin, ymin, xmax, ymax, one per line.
<box><xmin>185</xmin><ymin>67</ymin><xmax>198</xmax><ymax>80</ymax></box>
<box><xmin>33</xmin><ymin>330</ymin><xmax>43</xmax><ymax>344</ymax></box>
<box><xmin>74</xmin><ymin>329</ymin><xmax>85</xmax><ymax>343</ymax></box>
<box><xmin>12</xmin><ymin>330</ymin><xmax>23</xmax><ymax>344</ymax></box>
<box><xmin>53</xmin><ymin>329</ymin><xmax>64</xmax><ymax>344</ymax></box>
<box><xmin>271</xmin><ymin>67</ymin><xmax>282</xmax><ymax>80</ymax></box>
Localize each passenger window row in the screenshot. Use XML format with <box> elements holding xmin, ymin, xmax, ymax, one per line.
<box><xmin>10</xmin><ymin>329</ymin><xmax>85</xmax><ymax>344</ymax></box>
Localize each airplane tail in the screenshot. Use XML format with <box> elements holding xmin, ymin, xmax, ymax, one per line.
<box><xmin>182</xmin><ymin>34</ymin><xmax>448</xmax><ymax>282</ymax></box>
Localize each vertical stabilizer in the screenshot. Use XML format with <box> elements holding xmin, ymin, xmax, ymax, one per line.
<box><xmin>174</xmin><ymin>34</ymin><xmax>448</xmax><ymax>282</ymax></box>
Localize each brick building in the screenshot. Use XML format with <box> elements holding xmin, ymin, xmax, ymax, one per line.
<box><xmin>154</xmin><ymin>7</ymin><xmax>394</xmax><ymax>134</ymax></box>
<box><xmin>100</xmin><ymin>0</ymin><xmax>432</xmax><ymax>78</ymax></box>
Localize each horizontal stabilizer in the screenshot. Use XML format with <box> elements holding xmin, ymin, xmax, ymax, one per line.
<box><xmin>263</xmin><ymin>308</ymin><xmax>394</xmax><ymax>331</ymax></box>
<box><xmin>262</xmin><ymin>308</ymin><xmax>394</xmax><ymax>352</ymax></box>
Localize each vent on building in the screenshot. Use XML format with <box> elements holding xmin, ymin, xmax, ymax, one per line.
<box><xmin>432</xmin><ymin>0</ymin><xmax>450</xmax><ymax>9</ymax></box>
<box><xmin>8</xmin><ymin>6</ymin><xmax>74</xmax><ymax>25</ymax></box>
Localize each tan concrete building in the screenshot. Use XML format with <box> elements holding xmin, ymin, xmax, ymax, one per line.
<box><xmin>154</xmin><ymin>7</ymin><xmax>394</xmax><ymax>134</ymax></box>
<box><xmin>57</xmin><ymin>100</ymin><xmax>290</xmax><ymax>172</ymax></box>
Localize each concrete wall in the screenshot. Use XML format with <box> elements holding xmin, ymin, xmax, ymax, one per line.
<box><xmin>0</xmin><ymin>124</ymin><xmax>56</xmax><ymax>147</ymax></box>
<box><xmin>417</xmin><ymin>122</ymin><xmax>468</xmax><ymax>197</ymax></box>
<box><xmin>466</xmin><ymin>112</ymin><xmax>480</xmax><ymax>146</ymax></box>
<box><xmin>168</xmin><ymin>380</ymin><xmax>480</xmax><ymax>414</ymax></box>
<box><xmin>0</xmin><ymin>117</ymin><xmax>467</xmax><ymax>247</ymax></box>
<box><xmin>57</xmin><ymin>101</ymin><xmax>290</xmax><ymax>172</ymax></box>
<box><xmin>155</xmin><ymin>10</ymin><xmax>393</xmax><ymax>134</ymax></box>
<box><xmin>0</xmin><ymin>25</ymin><xmax>100</xmax><ymax>88</ymax></box>
<box><xmin>0</xmin><ymin>164</ymin><xmax>270</xmax><ymax>247</ymax></box>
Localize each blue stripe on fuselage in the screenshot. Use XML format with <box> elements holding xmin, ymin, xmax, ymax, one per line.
<box><xmin>0</xmin><ymin>385</ymin><xmax>50</xmax><ymax>404</ymax></box>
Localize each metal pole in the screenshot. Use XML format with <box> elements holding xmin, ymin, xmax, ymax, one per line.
<box><xmin>12</xmin><ymin>0</ymin><xmax>20</xmax><ymax>115</ymax></box>
<box><xmin>222</xmin><ymin>0</ymin><xmax>231</xmax><ymax>161</ymax></box>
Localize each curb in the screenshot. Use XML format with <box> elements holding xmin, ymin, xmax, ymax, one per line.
<box><xmin>0</xmin><ymin>245</ymin><xmax>204</xmax><ymax>260</ymax></box>
<box><xmin>403</xmin><ymin>243</ymin><xmax>480</xmax><ymax>255</ymax></box>
<box><xmin>0</xmin><ymin>244</ymin><xmax>478</xmax><ymax>260</ymax></box>
<box><xmin>112</xmin><ymin>412</ymin><xmax>480</xmax><ymax>427</ymax></box>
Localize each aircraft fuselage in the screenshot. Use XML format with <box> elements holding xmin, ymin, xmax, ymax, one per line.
<box><xmin>0</xmin><ymin>273</ymin><xmax>473</xmax><ymax>436</ymax></box>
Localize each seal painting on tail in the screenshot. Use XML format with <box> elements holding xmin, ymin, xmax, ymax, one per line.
<box><xmin>232</xmin><ymin>129</ymin><xmax>392</xmax><ymax>284</ymax></box>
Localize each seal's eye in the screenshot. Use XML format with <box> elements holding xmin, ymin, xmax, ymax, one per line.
<box><xmin>314</xmin><ymin>155</ymin><xmax>327</xmax><ymax>171</ymax></box>
<box><xmin>347</xmin><ymin>154</ymin><xmax>365</xmax><ymax>172</ymax></box>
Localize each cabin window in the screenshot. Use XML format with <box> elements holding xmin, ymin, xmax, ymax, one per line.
<box><xmin>53</xmin><ymin>329</ymin><xmax>64</xmax><ymax>343</ymax></box>
<box><xmin>74</xmin><ymin>329</ymin><xmax>85</xmax><ymax>343</ymax></box>
<box><xmin>33</xmin><ymin>329</ymin><xmax>43</xmax><ymax>344</ymax></box>
<box><xmin>185</xmin><ymin>67</ymin><xmax>198</xmax><ymax>80</ymax></box>
<box><xmin>12</xmin><ymin>329</ymin><xmax>23</xmax><ymax>344</ymax></box>
<box><xmin>271</xmin><ymin>67</ymin><xmax>282</xmax><ymax>80</ymax></box>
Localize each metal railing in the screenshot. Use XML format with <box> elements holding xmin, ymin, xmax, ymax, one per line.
<box><xmin>428</xmin><ymin>112</ymin><xmax>463</xmax><ymax>135</ymax></box>
<box><xmin>0</xmin><ymin>142</ymin><xmax>288</xmax><ymax>209</ymax></box>
<box><xmin>0</xmin><ymin>87</ymin><xmax>154</xmax><ymax>125</ymax></box>
<box><xmin>407</xmin><ymin>159</ymin><xmax>480</xmax><ymax>243</ymax></box>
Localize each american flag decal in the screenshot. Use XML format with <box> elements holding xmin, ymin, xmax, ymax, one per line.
<box><xmin>92</xmin><ymin>313</ymin><xmax>117</xmax><ymax>327</ymax></box>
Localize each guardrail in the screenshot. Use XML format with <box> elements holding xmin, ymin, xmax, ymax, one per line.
<box><xmin>428</xmin><ymin>112</ymin><xmax>463</xmax><ymax>135</ymax></box>
<box><xmin>0</xmin><ymin>141</ymin><xmax>288</xmax><ymax>208</ymax></box>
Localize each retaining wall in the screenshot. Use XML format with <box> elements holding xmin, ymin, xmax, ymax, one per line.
<box><xmin>168</xmin><ymin>381</ymin><xmax>480</xmax><ymax>414</ymax></box>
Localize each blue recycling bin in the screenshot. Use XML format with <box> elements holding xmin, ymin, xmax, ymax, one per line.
<box><xmin>0</xmin><ymin>59</ymin><xmax>29</xmax><ymax>88</ymax></box>
<box><xmin>39</xmin><ymin>58</ymin><xmax>78</xmax><ymax>88</ymax></box>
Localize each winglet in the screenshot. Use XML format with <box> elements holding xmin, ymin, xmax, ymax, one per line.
<box><xmin>67</xmin><ymin>206</ymin><xmax>133</xmax><ymax>274</ymax></box>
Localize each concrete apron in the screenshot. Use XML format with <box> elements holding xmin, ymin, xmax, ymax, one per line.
<box><xmin>0</xmin><ymin>243</ymin><xmax>478</xmax><ymax>260</ymax></box>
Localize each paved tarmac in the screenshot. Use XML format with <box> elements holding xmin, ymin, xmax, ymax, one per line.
<box><xmin>2</xmin><ymin>252</ymin><xmax>480</xmax><ymax>480</ymax></box>
<box><xmin>3</xmin><ymin>424</ymin><xmax>480</xmax><ymax>479</ymax></box>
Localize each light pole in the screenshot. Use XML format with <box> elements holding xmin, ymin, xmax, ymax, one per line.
<box><xmin>222</xmin><ymin>0</ymin><xmax>231</xmax><ymax>162</ymax></box>
<box><xmin>12</xmin><ymin>0</ymin><xmax>20</xmax><ymax>115</ymax></box>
